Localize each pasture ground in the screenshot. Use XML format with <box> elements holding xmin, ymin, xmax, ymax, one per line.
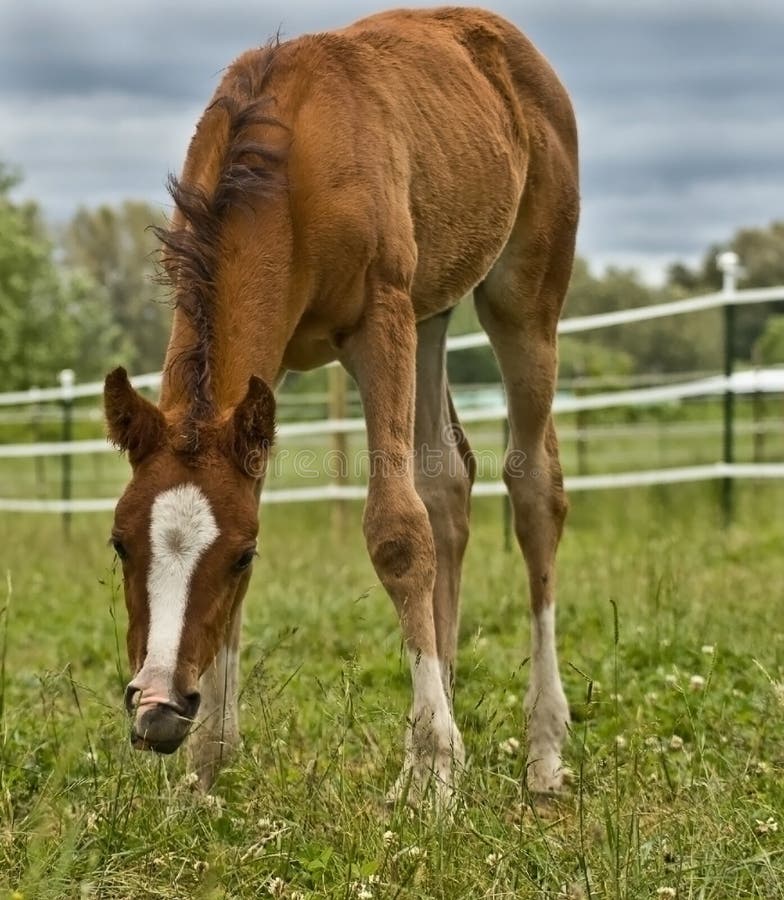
<box><xmin>1</xmin><ymin>483</ymin><xmax>783</xmax><ymax>898</ymax></box>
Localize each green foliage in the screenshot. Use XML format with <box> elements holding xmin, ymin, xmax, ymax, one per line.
<box><xmin>562</xmin><ymin>261</ymin><xmax>718</xmax><ymax>376</ymax></box>
<box><xmin>0</xmin><ymin>166</ymin><xmax>123</xmax><ymax>389</ymax></box>
<box><xmin>753</xmin><ymin>315</ymin><xmax>784</xmax><ymax>365</ymax></box>
<box><xmin>669</xmin><ymin>220</ymin><xmax>784</xmax><ymax>360</ymax></box>
<box><xmin>63</xmin><ymin>201</ymin><xmax>172</xmax><ymax>375</ymax></box>
<box><xmin>558</xmin><ymin>336</ymin><xmax>634</xmax><ymax>380</ymax></box>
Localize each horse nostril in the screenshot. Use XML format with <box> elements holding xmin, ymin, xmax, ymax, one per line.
<box><xmin>124</xmin><ymin>684</ymin><xmax>140</xmax><ymax>715</ymax></box>
<box><xmin>183</xmin><ymin>691</ymin><xmax>201</xmax><ymax>719</ymax></box>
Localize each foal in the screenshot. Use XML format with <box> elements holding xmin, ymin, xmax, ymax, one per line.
<box><xmin>105</xmin><ymin>7</ymin><xmax>579</xmax><ymax>801</ymax></box>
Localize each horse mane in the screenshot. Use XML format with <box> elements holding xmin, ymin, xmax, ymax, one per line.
<box><xmin>153</xmin><ymin>42</ymin><xmax>288</xmax><ymax>447</ymax></box>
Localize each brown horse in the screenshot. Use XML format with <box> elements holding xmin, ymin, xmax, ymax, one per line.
<box><xmin>104</xmin><ymin>6</ymin><xmax>579</xmax><ymax>803</ymax></box>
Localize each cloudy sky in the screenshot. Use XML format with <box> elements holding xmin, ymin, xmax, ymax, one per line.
<box><xmin>1</xmin><ymin>0</ymin><xmax>782</xmax><ymax>281</ymax></box>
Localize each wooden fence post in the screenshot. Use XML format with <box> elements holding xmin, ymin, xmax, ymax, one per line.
<box><xmin>717</xmin><ymin>252</ymin><xmax>739</xmax><ymax>527</ymax></box>
<box><xmin>328</xmin><ymin>365</ymin><xmax>348</xmax><ymax>536</ymax></box>
<box><xmin>502</xmin><ymin>416</ymin><xmax>511</xmax><ymax>551</ymax></box>
<box><xmin>59</xmin><ymin>369</ymin><xmax>75</xmax><ymax>538</ymax></box>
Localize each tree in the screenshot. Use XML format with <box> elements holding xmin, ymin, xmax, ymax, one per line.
<box><xmin>565</xmin><ymin>260</ymin><xmax>721</xmax><ymax>374</ymax></box>
<box><xmin>0</xmin><ymin>165</ymin><xmax>123</xmax><ymax>389</ymax></box>
<box><xmin>753</xmin><ymin>316</ymin><xmax>784</xmax><ymax>366</ymax></box>
<box><xmin>62</xmin><ymin>201</ymin><xmax>172</xmax><ymax>374</ymax></box>
<box><xmin>667</xmin><ymin>221</ymin><xmax>784</xmax><ymax>360</ymax></box>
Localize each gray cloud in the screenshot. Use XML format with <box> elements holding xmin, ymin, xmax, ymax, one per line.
<box><xmin>1</xmin><ymin>0</ymin><xmax>782</xmax><ymax>280</ymax></box>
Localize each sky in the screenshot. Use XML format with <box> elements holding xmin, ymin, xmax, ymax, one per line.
<box><xmin>1</xmin><ymin>0</ymin><xmax>782</xmax><ymax>283</ymax></box>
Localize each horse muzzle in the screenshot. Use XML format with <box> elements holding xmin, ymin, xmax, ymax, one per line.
<box><xmin>125</xmin><ymin>684</ymin><xmax>201</xmax><ymax>754</ymax></box>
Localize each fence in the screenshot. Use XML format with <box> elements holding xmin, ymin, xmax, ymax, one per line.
<box><xmin>1</xmin><ymin>252</ymin><xmax>783</xmax><ymax>524</ymax></box>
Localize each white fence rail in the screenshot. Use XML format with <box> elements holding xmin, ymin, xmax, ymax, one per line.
<box><xmin>2</xmin><ymin>463</ymin><xmax>783</xmax><ymax>514</ymax></box>
<box><xmin>1</xmin><ymin>281</ymin><xmax>783</xmax><ymax>408</ymax></box>
<box><xmin>1</xmin><ymin>265</ymin><xmax>783</xmax><ymax>514</ymax></box>
<box><xmin>1</xmin><ymin>368</ymin><xmax>782</xmax><ymax>460</ymax></box>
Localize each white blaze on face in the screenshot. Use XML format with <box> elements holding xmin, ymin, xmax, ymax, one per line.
<box><xmin>138</xmin><ymin>483</ymin><xmax>220</xmax><ymax>695</ymax></box>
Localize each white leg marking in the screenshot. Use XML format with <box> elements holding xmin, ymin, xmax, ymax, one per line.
<box><xmin>525</xmin><ymin>604</ymin><xmax>570</xmax><ymax>793</ymax></box>
<box><xmin>134</xmin><ymin>483</ymin><xmax>219</xmax><ymax>697</ymax></box>
<box><xmin>199</xmin><ymin>643</ymin><xmax>240</xmax><ymax>738</ymax></box>
<box><xmin>391</xmin><ymin>651</ymin><xmax>464</xmax><ymax>807</ymax></box>
<box><xmin>410</xmin><ymin>651</ymin><xmax>452</xmax><ymax>738</ymax></box>
<box><xmin>189</xmin><ymin>641</ymin><xmax>241</xmax><ymax>788</ymax></box>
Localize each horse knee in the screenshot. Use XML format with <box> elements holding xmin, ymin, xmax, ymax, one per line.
<box><xmin>417</xmin><ymin>473</ymin><xmax>471</xmax><ymax>557</ymax></box>
<box><xmin>504</xmin><ymin>458</ymin><xmax>567</xmax><ymax>545</ymax></box>
<box><xmin>364</xmin><ymin>494</ymin><xmax>436</xmax><ymax>591</ymax></box>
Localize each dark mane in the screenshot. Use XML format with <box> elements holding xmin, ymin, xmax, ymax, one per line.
<box><xmin>153</xmin><ymin>44</ymin><xmax>288</xmax><ymax>444</ymax></box>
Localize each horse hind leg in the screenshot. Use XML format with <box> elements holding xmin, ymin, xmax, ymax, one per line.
<box><xmin>474</xmin><ymin>226</ymin><xmax>574</xmax><ymax>794</ymax></box>
<box><xmin>413</xmin><ymin>312</ymin><xmax>475</xmax><ymax>700</ymax></box>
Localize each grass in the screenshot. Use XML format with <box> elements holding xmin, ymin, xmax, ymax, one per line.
<box><xmin>1</xmin><ymin>483</ymin><xmax>783</xmax><ymax>898</ymax></box>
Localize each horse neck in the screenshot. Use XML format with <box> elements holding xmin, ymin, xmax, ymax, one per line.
<box><xmin>160</xmin><ymin>207</ymin><xmax>298</xmax><ymax>416</ymax></box>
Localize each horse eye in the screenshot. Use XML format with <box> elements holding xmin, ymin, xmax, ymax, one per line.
<box><xmin>234</xmin><ymin>549</ymin><xmax>256</xmax><ymax>571</ymax></box>
<box><xmin>111</xmin><ymin>539</ymin><xmax>128</xmax><ymax>562</ymax></box>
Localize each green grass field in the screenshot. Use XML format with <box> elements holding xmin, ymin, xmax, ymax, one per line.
<box><xmin>1</xmin><ymin>483</ymin><xmax>783</xmax><ymax>899</ymax></box>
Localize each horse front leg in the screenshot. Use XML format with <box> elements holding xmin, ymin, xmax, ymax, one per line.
<box><xmin>187</xmin><ymin>602</ymin><xmax>243</xmax><ymax>790</ymax></box>
<box><xmin>342</xmin><ymin>286</ymin><xmax>464</xmax><ymax>808</ymax></box>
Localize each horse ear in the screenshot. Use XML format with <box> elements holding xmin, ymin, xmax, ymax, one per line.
<box><xmin>104</xmin><ymin>367</ymin><xmax>166</xmax><ymax>466</ymax></box>
<box><xmin>229</xmin><ymin>375</ymin><xmax>276</xmax><ymax>476</ymax></box>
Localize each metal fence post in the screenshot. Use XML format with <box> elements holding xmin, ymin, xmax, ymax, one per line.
<box><xmin>717</xmin><ymin>252</ymin><xmax>739</xmax><ymax>527</ymax></box>
<box><xmin>59</xmin><ymin>369</ymin><xmax>75</xmax><ymax>538</ymax></box>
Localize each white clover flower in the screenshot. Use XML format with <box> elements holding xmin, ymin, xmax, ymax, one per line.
<box><xmin>645</xmin><ymin>736</ymin><xmax>661</xmax><ymax>749</ymax></box>
<box><xmin>669</xmin><ymin>735</ymin><xmax>684</xmax><ymax>751</ymax></box>
<box><xmin>202</xmin><ymin>793</ymin><xmax>223</xmax><ymax>811</ymax></box>
<box><xmin>615</xmin><ymin>734</ymin><xmax>627</xmax><ymax>750</ymax></box>
<box><xmin>656</xmin><ymin>889</ymin><xmax>676</xmax><ymax>899</ymax></box>
<box><xmin>267</xmin><ymin>877</ymin><xmax>287</xmax><ymax>897</ymax></box>
<box><xmin>755</xmin><ymin>817</ymin><xmax>778</xmax><ymax>835</ymax></box>
<box><xmin>383</xmin><ymin>830</ymin><xmax>398</xmax><ymax>847</ymax></box>
<box><xmin>664</xmin><ymin>674</ymin><xmax>678</xmax><ymax>687</ymax></box>
<box><xmin>499</xmin><ymin>736</ymin><xmax>520</xmax><ymax>755</ymax></box>
<box><xmin>183</xmin><ymin>771</ymin><xmax>199</xmax><ymax>786</ymax></box>
<box><xmin>394</xmin><ymin>845</ymin><xmax>426</xmax><ymax>861</ymax></box>
<box><xmin>485</xmin><ymin>852</ymin><xmax>501</xmax><ymax>867</ymax></box>
<box><xmin>689</xmin><ymin>674</ymin><xmax>705</xmax><ymax>692</ymax></box>
<box><xmin>255</xmin><ymin>818</ymin><xmax>287</xmax><ymax>845</ymax></box>
<box><xmin>557</xmin><ymin>883</ymin><xmax>587</xmax><ymax>899</ymax></box>
<box><xmin>701</xmin><ymin>645</ymin><xmax>714</xmax><ymax>655</ymax></box>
